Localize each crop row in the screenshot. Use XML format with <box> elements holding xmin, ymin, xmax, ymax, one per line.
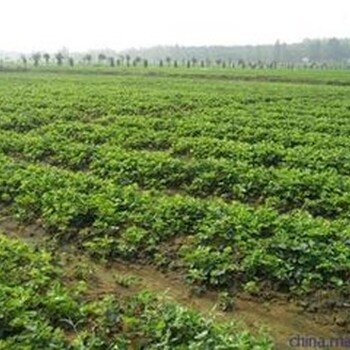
<box><xmin>1</xmin><ymin>80</ymin><xmax>350</xmax><ymax>141</ymax></box>
<box><xmin>4</xmin><ymin>102</ymin><xmax>350</xmax><ymax>135</ymax></box>
<box><xmin>25</xmin><ymin>114</ymin><xmax>350</xmax><ymax>152</ymax></box>
<box><xmin>2</xmin><ymin>132</ymin><xmax>350</xmax><ymax>220</ymax></box>
<box><xmin>0</xmin><ymin>234</ymin><xmax>271</xmax><ymax>349</ymax></box>
<box><xmin>1</xmin><ymin>154</ymin><xmax>349</xmax><ymax>294</ymax></box>
<box><xmin>4</xmin><ymin>117</ymin><xmax>350</xmax><ymax>176</ymax></box>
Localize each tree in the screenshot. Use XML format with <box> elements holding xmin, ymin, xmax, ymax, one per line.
<box><xmin>257</xmin><ymin>60</ymin><xmax>264</xmax><ymax>69</ymax></box>
<box><xmin>308</xmin><ymin>39</ymin><xmax>323</xmax><ymax>62</ymax></box>
<box><xmin>248</xmin><ymin>62</ymin><xmax>257</xmax><ymax>69</ymax></box>
<box><xmin>98</xmin><ymin>53</ymin><xmax>107</xmax><ymax>64</ymax></box>
<box><xmin>83</xmin><ymin>54</ymin><xmax>92</xmax><ymax>64</ymax></box>
<box><xmin>159</xmin><ymin>59</ymin><xmax>164</xmax><ymax>67</ymax></box>
<box><xmin>55</xmin><ymin>52</ymin><xmax>64</xmax><ymax>66</ymax></box>
<box><xmin>43</xmin><ymin>53</ymin><xmax>50</xmax><ymax>65</ymax></box>
<box><xmin>68</xmin><ymin>57</ymin><xmax>74</xmax><ymax>67</ymax></box>
<box><xmin>326</xmin><ymin>38</ymin><xmax>344</xmax><ymax>61</ymax></box>
<box><xmin>133</xmin><ymin>56</ymin><xmax>142</xmax><ymax>66</ymax></box>
<box><xmin>143</xmin><ymin>59</ymin><xmax>148</xmax><ymax>68</ymax></box>
<box><xmin>269</xmin><ymin>60</ymin><xmax>277</xmax><ymax>69</ymax></box>
<box><xmin>20</xmin><ymin>55</ymin><xmax>27</xmax><ymax>66</ymax></box>
<box><xmin>237</xmin><ymin>59</ymin><xmax>246</xmax><ymax>68</ymax></box>
<box><xmin>125</xmin><ymin>55</ymin><xmax>131</xmax><ymax>67</ymax></box>
<box><xmin>165</xmin><ymin>56</ymin><xmax>172</xmax><ymax>66</ymax></box>
<box><xmin>273</xmin><ymin>40</ymin><xmax>283</xmax><ymax>62</ymax></box>
<box><xmin>108</xmin><ymin>57</ymin><xmax>115</xmax><ymax>67</ymax></box>
<box><xmin>31</xmin><ymin>52</ymin><xmax>41</xmax><ymax>67</ymax></box>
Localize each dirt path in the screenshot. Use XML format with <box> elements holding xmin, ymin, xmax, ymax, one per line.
<box><xmin>0</xmin><ymin>215</ymin><xmax>346</xmax><ymax>349</ymax></box>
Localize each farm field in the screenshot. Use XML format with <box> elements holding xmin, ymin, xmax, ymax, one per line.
<box><xmin>1</xmin><ymin>68</ymin><xmax>350</xmax><ymax>349</ymax></box>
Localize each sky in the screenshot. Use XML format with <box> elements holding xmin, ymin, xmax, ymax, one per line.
<box><xmin>0</xmin><ymin>0</ymin><xmax>349</xmax><ymax>53</ymax></box>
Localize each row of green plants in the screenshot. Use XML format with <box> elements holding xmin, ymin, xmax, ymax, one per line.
<box><xmin>4</xmin><ymin>106</ymin><xmax>350</xmax><ymax>150</ymax></box>
<box><xmin>0</xmin><ymin>70</ymin><xmax>349</xmax><ymax>137</ymax></box>
<box><xmin>4</xmin><ymin>124</ymin><xmax>350</xmax><ymax>176</ymax></box>
<box><xmin>1</xmin><ymin>155</ymin><xmax>349</xmax><ymax>295</ymax></box>
<box><xmin>0</xmin><ymin>234</ymin><xmax>272</xmax><ymax>349</ymax></box>
<box><xmin>17</xmin><ymin>110</ymin><xmax>350</xmax><ymax>155</ymax></box>
<box><xmin>2</xmin><ymin>130</ymin><xmax>350</xmax><ymax>220</ymax></box>
<box><xmin>104</xmin><ymin>116</ymin><xmax>350</xmax><ymax>148</ymax></box>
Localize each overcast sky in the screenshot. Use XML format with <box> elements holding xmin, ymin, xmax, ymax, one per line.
<box><xmin>1</xmin><ymin>0</ymin><xmax>349</xmax><ymax>53</ymax></box>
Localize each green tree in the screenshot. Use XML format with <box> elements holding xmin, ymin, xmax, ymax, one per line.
<box><xmin>98</xmin><ymin>53</ymin><xmax>107</xmax><ymax>64</ymax></box>
<box><xmin>43</xmin><ymin>53</ymin><xmax>50</xmax><ymax>65</ymax></box>
<box><xmin>55</xmin><ymin>52</ymin><xmax>64</xmax><ymax>66</ymax></box>
<box><xmin>125</xmin><ymin>55</ymin><xmax>131</xmax><ymax>67</ymax></box>
<box><xmin>31</xmin><ymin>52</ymin><xmax>41</xmax><ymax>67</ymax></box>
<box><xmin>20</xmin><ymin>55</ymin><xmax>27</xmax><ymax>66</ymax></box>
<box><xmin>133</xmin><ymin>56</ymin><xmax>142</xmax><ymax>66</ymax></box>
<box><xmin>83</xmin><ymin>54</ymin><xmax>92</xmax><ymax>64</ymax></box>
<box><xmin>326</xmin><ymin>38</ymin><xmax>344</xmax><ymax>61</ymax></box>
<box><xmin>273</xmin><ymin>40</ymin><xmax>280</xmax><ymax>61</ymax></box>
<box><xmin>237</xmin><ymin>59</ymin><xmax>246</xmax><ymax>68</ymax></box>
<box><xmin>108</xmin><ymin>57</ymin><xmax>115</xmax><ymax>67</ymax></box>
<box><xmin>307</xmin><ymin>39</ymin><xmax>323</xmax><ymax>61</ymax></box>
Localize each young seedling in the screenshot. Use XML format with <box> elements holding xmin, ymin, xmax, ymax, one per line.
<box><xmin>113</xmin><ymin>273</ymin><xmax>142</xmax><ymax>288</ymax></box>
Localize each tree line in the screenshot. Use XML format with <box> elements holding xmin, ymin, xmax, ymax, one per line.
<box><xmin>124</xmin><ymin>38</ymin><xmax>350</xmax><ymax>64</ymax></box>
<box><xmin>13</xmin><ymin>38</ymin><xmax>350</xmax><ymax>69</ymax></box>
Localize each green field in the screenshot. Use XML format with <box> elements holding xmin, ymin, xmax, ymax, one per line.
<box><xmin>1</xmin><ymin>68</ymin><xmax>350</xmax><ymax>349</ymax></box>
